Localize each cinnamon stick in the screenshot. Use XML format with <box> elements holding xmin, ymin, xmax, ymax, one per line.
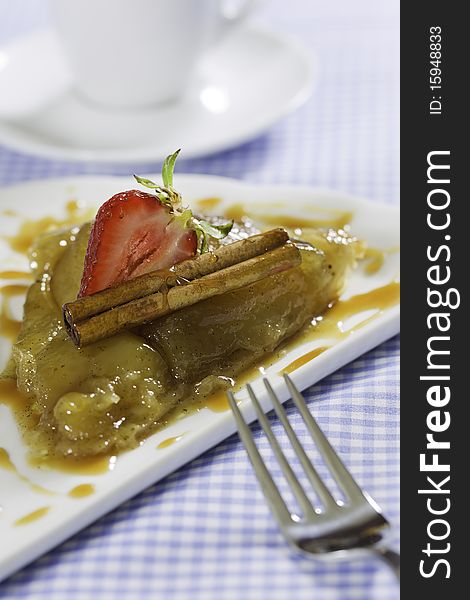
<box><xmin>64</xmin><ymin>243</ymin><xmax>301</xmax><ymax>347</ymax></box>
<box><xmin>63</xmin><ymin>228</ymin><xmax>289</xmax><ymax>325</ymax></box>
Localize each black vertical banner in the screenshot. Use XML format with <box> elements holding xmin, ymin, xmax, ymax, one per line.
<box><xmin>401</xmin><ymin>2</ymin><xmax>465</xmax><ymax>596</ymax></box>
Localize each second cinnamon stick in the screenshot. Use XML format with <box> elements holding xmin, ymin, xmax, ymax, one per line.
<box><xmin>64</xmin><ymin>243</ymin><xmax>301</xmax><ymax>347</ymax></box>
<box><xmin>64</xmin><ymin>228</ymin><xmax>289</xmax><ymax>325</ymax></box>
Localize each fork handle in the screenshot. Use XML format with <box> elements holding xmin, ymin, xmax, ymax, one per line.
<box><xmin>374</xmin><ymin>547</ymin><xmax>400</xmax><ymax>580</ymax></box>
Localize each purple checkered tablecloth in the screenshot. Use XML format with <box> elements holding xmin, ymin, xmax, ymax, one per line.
<box><xmin>0</xmin><ymin>1</ymin><xmax>399</xmax><ymax>598</ymax></box>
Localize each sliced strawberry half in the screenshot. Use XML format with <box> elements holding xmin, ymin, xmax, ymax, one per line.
<box><xmin>78</xmin><ymin>190</ymin><xmax>197</xmax><ymax>297</ymax></box>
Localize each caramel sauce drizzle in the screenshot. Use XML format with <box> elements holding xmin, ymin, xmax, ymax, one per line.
<box><xmin>362</xmin><ymin>246</ymin><xmax>400</xmax><ymax>275</ymax></box>
<box><xmin>157</xmin><ymin>434</ymin><xmax>186</xmax><ymax>449</ymax></box>
<box><xmin>0</xmin><ymin>448</ymin><xmax>55</xmax><ymax>496</ymax></box>
<box><xmin>0</xmin><ymin>380</ymin><xmax>117</xmax><ymax>476</ymax></box>
<box><xmin>1</xmin><ymin>208</ymin><xmax>18</xmax><ymax>217</ymax></box>
<box><xmin>68</xmin><ymin>484</ymin><xmax>95</xmax><ymax>498</ymax></box>
<box><xmin>310</xmin><ymin>281</ymin><xmax>400</xmax><ymax>339</ymax></box>
<box><xmin>0</xmin><ymin>379</ymin><xmax>37</xmax><ymax>426</ymax></box>
<box><xmin>14</xmin><ymin>506</ymin><xmax>50</xmax><ymax>526</ymax></box>
<box><xmin>0</xmin><ymin>271</ymin><xmax>33</xmax><ymax>280</ymax></box>
<box><xmin>195</xmin><ymin>197</ymin><xmax>223</xmax><ymax>210</ymax></box>
<box><xmin>2</xmin><ymin>200</ymin><xmax>93</xmax><ymax>255</ymax></box>
<box><xmin>204</xmin><ymin>391</ymin><xmax>231</xmax><ymax>412</ymax></box>
<box><xmin>223</xmin><ymin>203</ymin><xmax>353</xmax><ymax>230</ymax></box>
<box><xmin>29</xmin><ymin>454</ymin><xmax>117</xmax><ymax>476</ymax></box>
<box><xmin>202</xmin><ymin>282</ymin><xmax>400</xmax><ymax>409</ymax></box>
<box><xmin>281</xmin><ymin>346</ymin><xmax>330</xmax><ymax>375</ymax></box>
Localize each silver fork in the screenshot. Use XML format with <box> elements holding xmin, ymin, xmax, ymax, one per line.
<box><xmin>227</xmin><ymin>374</ymin><xmax>400</xmax><ymax>580</ymax></box>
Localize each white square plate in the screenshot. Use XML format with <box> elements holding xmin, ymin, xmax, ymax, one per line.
<box><xmin>0</xmin><ymin>174</ymin><xmax>399</xmax><ymax>581</ymax></box>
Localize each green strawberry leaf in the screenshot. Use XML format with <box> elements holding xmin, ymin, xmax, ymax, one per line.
<box><xmin>162</xmin><ymin>149</ymin><xmax>181</xmax><ymax>188</ymax></box>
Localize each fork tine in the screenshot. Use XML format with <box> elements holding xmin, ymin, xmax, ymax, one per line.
<box><xmin>263</xmin><ymin>379</ymin><xmax>337</xmax><ymax>511</ymax></box>
<box><xmin>283</xmin><ymin>374</ymin><xmax>365</xmax><ymax>502</ymax></box>
<box><xmin>245</xmin><ymin>384</ymin><xmax>316</xmax><ymax>519</ymax></box>
<box><xmin>227</xmin><ymin>391</ymin><xmax>292</xmax><ymax>526</ymax></box>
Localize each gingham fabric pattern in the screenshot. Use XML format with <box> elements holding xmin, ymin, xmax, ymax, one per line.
<box><xmin>0</xmin><ymin>1</ymin><xmax>400</xmax><ymax>599</ymax></box>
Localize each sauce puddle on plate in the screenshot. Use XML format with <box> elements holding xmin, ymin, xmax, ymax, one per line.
<box><xmin>200</xmin><ymin>351</ymin><xmax>278</xmax><ymax>413</ymax></box>
<box><xmin>188</xmin><ymin>282</ymin><xmax>400</xmax><ymax>411</ymax></box>
<box><xmin>222</xmin><ymin>203</ymin><xmax>353</xmax><ymax>230</ymax></box>
<box><xmin>281</xmin><ymin>346</ymin><xmax>330</xmax><ymax>375</ymax></box>
<box><xmin>362</xmin><ymin>246</ymin><xmax>400</xmax><ymax>275</ymax></box>
<box><xmin>0</xmin><ymin>447</ymin><xmax>55</xmax><ymax>496</ymax></box>
<box><xmin>203</xmin><ymin>391</ymin><xmax>231</xmax><ymax>412</ymax></box>
<box><xmin>0</xmin><ymin>376</ymin><xmax>117</xmax><ymax>478</ymax></box>
<box><xmin>0</xmin><ymin>379</ymin><xmax>117</xmax><ymax>477</ymax></box>
<box><xmin>29</xmin><ymin>454</ymin><xmax>117</xmax><ymax>476</ymax></box>
<box><xmin>195</xmin><ymin>197</ymin><xmax>223</xmax><ymax>210</ymax></box>
<box><xmin>3</xmin><ymin>199</ymin><xmax>94</xmax><ymax>254</ymax></box>
<box><xmin>157</xmin><ymin>434</ymin><xmax>186</xmax><ymax>449</ymax></box>
<box><xmin>0</xmin><ymin>271</ymin><xmax>33</xmax><ymax>281</ymax></box>
<box><xmin>14</xmin><ymin>506</ymin><xmax>50</xmax><ymax>526</ymax></box>
<box><xmin>68</xmin><ymin>484</ymin><xmax>95</xmax><ymax>498</ymax></box>
<box><xmin>311</xmin><ymin>281</ymin><xmax>400</xmax><ymax>339</ymax></box>
<box><xmin>278</xmin><ymin>279</ymin><xmax>399</xmax><ymax>375</ymax></box>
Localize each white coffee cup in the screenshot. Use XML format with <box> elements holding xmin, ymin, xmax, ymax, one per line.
<box><xmin>50</xmin><ymin>0</ymin><xmax>263</xmax><ymax>109</ymax></box>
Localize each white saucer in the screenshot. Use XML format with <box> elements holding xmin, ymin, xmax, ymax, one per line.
<box><xmin>0</xmin><ymin>27</ymin><xmax>314</xmax><ymax>163</ymax></box>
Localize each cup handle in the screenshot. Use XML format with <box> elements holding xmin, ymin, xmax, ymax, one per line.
<box><xmin>216</xmin><ymin>0</ymin><xmax>266</xmax><ymax>37</ymax></box>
